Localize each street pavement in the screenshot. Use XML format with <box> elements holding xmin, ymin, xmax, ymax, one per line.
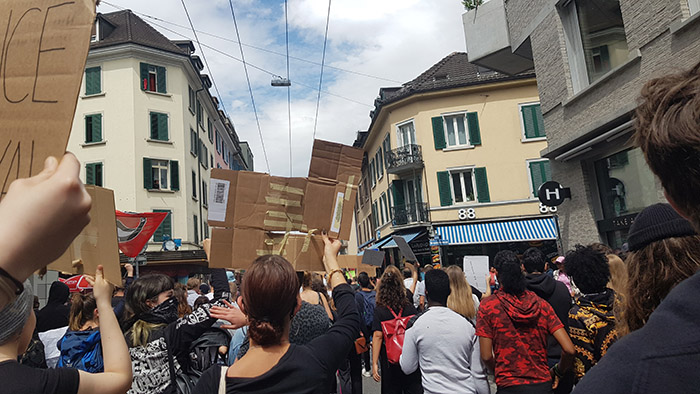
<box><xmin>362</xmin><ymin>374</ymin><xmax>381</xmax><ymax>394</ymax></box>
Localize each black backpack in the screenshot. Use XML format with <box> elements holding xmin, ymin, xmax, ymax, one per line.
<box><xmin>187</xmin><ymin>328</ymin><xmax>231</xmax><ymax>380</ymax></box>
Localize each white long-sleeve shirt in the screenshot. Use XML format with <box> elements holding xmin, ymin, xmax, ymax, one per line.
<box><xmin>400</xmin><ymin>306</ymin><xmax>486</xmax><ymax>394</ymax></box>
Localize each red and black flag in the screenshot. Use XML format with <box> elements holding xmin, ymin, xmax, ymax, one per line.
<box><xmin>115</xmin><ymin>211</ymin><xmax>168</xmax><ymax>257</ymax></box>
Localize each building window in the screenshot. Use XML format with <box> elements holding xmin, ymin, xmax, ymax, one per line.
<box><xmin>192</xmin><ymin>171</ymin><xmax>197</xmax><ymax>199</ymax></box>
<box><xmin>210</xmin><ymin>154</ymin><xmax>214</xmax><ymax>169</ymax></box>
<box><xmin>207</xmin><ymin>119</ymin><xmax>214</xmax><ymax>143</ymax></box>
<box><xmin>528</xmin><ymin>159</ymin><xmax>551</xmax><ymax>197</ymax></box>
<box><xmin>153</xmin><ymin>209</ymin><xmax>171</xmax><ymax>242</ymax></box>
<box><xmin>397</xmin><ymin>121</ymin><xmax>416</xmax><ymax>147</ymax></box>
<box><xmin>190</xmin><ymin>129</ymin><xmax>198</xmax><ymax>157</ymax></box>
<box><xmin>85</xmin><ymin>67</ymin><xmax>101</xmax><ymax>95</ymax></box>
<box><xmin>520</xmin><ymin>103</ymin><xmax>545</xmax><ymax>140</ymax></box>
<box><xmin>594</xmin><ymin>148</ymin><xmax>660</xmax><ymax>249</ymax></box>
<box><xmin>216</xmin><ymin>129</ymin><xmax>222</xmax><ymax>153</ymax></box>
<box><xmin>560</xmin><ymin>0</ymin><xmax>629</xmax><ymax>91</ymax></box>
<box><xmin>196</xmin><ymin>100</ymin><xmax>203</xmax><ymax>126</ymax></box>
<box><xmin>204</xmin><ymin>223</ymin><xmax>209</xmax><ymax>239</ymax></box>
<box><xmin>199</xmin><ymin>141</ymin><xmax>209</xmax><ymax>169</ymax></box>
<box><xmin>139</xmin><ymin>62</ymin><xmax>166</xmax><ymax>93</ymax></box>
<box><xmin>85</xmin><ymin>162</ymin><xmax>103</xmax><ymax>187</ymax></box>
<box><xmin>149</xmin><ymin>112</ymin><xmax>169</xmax><ymax>141</ymax></box>
<box><xmin>371</xmin><ymin>201</ymin><xmax>379</xmax><ymax>230</ymax></box>
<box><xmin>193</xmin><ymin>215</ymin><xmax>200</xmax><ymax>244</ymax></box>
<box><xmin>202</xmin><ymin>180</ymin><xmax>208</xmax><ymax>207</ymax></box>
<box><xmin>370</xmin><ymin>159</ymin><xmax>376</xmax><ymax>188</ymax></box>
<box><xmin>375</xmin><ymin>148</ymin><xmax>384</xmax><ymax>180</ymax></box>
<box><xmin>143</xmin><ymin>158</ymin><xmax>179</xmax><ymax>191</ymax></box>
<box><xmin>437</xmin><ymin>168</ymin><xmax>489</xmax><ymax>206</ymax></box>
<box><xmin>444</xmin><ymin>114</ymin><xmax>469</xmax><ymax>147</ymax></box>
<box><xmin>379</xmin><ymin>192</ymin><xmax>389</xmax><ymax>225</ymax></box>
<box><xmin>85</xmin><ymin>114</ymin><xmax>102</xmax><ymax>143</ymax></box>
<box><xmin>690</xmin><ymin>0</ymin><xmax>700</xmax><ymax>15</ymax></box>
<box><xmin>382</xmin><ymin>134</ymin><xmax>391</xmax><ymax>166</ymax></box>
<box><xmin>188</xmin><ymin>86</ymin><xmax>195</xmax><ymax>113</ymax></box>
<box><xmin>432</xmin><ymin>113</ymin><xmax>482</xmax><ymax>149</ymax></box>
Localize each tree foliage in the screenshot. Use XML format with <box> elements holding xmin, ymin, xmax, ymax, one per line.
<box><xmin>462</xmin><ymin>0</ymin><xmax>484</xmax><ymax>10</ymax></box>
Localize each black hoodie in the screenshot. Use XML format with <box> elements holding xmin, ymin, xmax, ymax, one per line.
<box><xmin>525</xmin><ymin>273</ymin><xmax>572</xmax><ymax>362</ymax></box>
<box><xmin>35</xmin><ymin>281</ymin><xmax>71</xmax><ymax>333</ymax></box>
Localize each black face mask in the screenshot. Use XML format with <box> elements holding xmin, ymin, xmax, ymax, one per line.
<box><xmin>140</xmin><ymin>296</ymin><xmax>179</xmax><ymax>325</ymax></box>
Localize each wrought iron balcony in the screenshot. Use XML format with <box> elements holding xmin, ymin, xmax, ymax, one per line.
<box><xmin>386</xmin><ymin>145</ymin><xmax>423</xmax><ymax>174</ymax></box>
<box><xmin>392</xmin><ymin>203</ymin><xmax>429</xmax><ymax>226</ymax></box>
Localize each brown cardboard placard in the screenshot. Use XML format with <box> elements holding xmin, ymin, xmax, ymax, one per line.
<box><xmin>207</xmin><ymin>139</ymin><xmax>362</xmax><ymax>240</ymax></box>
<box><xmin>48</xmin><ymin>186</ymin><xmax>121</xmax><ymax>285</ymax></box>
<box><xmin>0</xmin><ymin>1</ymin><xmax>96</xmax><ymax>194</ymax></box>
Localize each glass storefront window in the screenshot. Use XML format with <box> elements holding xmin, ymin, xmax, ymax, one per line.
<box><xmin>595</xmin><ymin>148</ymin><xmax>660</xmax><ymax>248</ymax></box>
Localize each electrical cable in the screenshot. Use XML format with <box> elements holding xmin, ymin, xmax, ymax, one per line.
<box><xmin>312</xmin><ymin>0</ymin><xmax>332</xmax><ymax>140</ymax></box>
<box><xmin>101</xmin><ymin>1</ymin><xmax>402</xmax><ymax>84</ymax></box>
<box><xmin>179</xmin><ymin>0</ymin><xmax>230</xmax><ymax>120</ymax></box>
<box><xmin>227</xmin><ymin>0</ymin><xmax>271</xmax><ymax>173</ymax></box>
<box><xmin>284</xmin><ymin>0</ymin><xmax>292</xmax><ymax>176</ymax></box>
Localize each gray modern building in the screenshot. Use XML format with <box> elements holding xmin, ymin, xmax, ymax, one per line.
<box><xmin>464</xmin><ymin>0</ymin><xmax>700</xmax><ymax>250</ymax></box>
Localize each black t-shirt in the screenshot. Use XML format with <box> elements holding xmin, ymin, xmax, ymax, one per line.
<box><xmin>193</xmin><ymin>284</ymin><xmax>359</xmax><ymax>394</ymax></box>
<box><xmin>0</xmin><ymin>360</ymin><xmax>80</xmax><ymax>394</ymax></box>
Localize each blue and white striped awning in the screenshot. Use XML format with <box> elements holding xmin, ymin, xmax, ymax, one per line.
<box><xmin>436</xmin><ymin>218</ymin><xmax>558</xmax><ymax>245</ymax></box>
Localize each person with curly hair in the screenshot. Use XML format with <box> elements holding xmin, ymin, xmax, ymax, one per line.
<box><xmin>564</xmin><ymin>245</ymin><xmax>617</xmax><ymax>382</ymax></box>
<box><xmin>371</xmin><ymin>265</ymin><xmax>421</xmax><ymax>394</ymax></box>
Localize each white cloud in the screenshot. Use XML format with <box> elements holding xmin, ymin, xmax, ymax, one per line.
<box><xmin>99</xmin><ymin>0</ymin><xmax>467</xmax><ymax>176</ymax></box>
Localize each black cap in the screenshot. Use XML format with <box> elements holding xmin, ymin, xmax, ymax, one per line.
<box><xmin>627</xmin><ymin>203</ymin><xmax>697</xmax><ymax>251</ymax></box>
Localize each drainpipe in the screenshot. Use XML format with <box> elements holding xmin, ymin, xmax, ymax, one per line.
<box><xmin>195</xmin><ymin>88</ymin><xmax>205</xmax><ymax>247</ymax></box>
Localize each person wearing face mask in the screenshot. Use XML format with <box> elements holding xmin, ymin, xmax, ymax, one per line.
<box><xmin>121</xmin><ymin>268</ymin><xmax>243</xmax><ymax>394</ymax></box>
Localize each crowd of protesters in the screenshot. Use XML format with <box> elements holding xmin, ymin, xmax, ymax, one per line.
<box><xmin>1</xmin><ymin>62</ymin><xmax>700</xmax><ymax>394</ymax></box>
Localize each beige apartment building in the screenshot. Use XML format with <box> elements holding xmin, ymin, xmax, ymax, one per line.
<box><xmin>354</xmin><ymin>53</ymin><xmax>559</xmax><ymax>267</ymax></box>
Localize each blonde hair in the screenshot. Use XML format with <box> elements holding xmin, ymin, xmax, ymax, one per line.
<box><xmin>129</xmin><ymin>321</ymin><xmax>166</xmax><ymax>347</ymax></box>
<box><xmin>445</xmin><ymin>266</ymin><xmax>476</xmax><ymax>320</ymax></box>
<box><xmin>606</xmin><ymin>254</ymin><xmax>627</xmax><ymax>294</ymax></box>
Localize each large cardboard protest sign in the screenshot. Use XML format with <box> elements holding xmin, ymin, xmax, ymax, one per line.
<box><xmin>48</xmin><ymin>186</ymin><xmax>121</xmax><ymax>285</ymax></box>
<box><xmin>0</xmin><ymin>1</ymin><xmax>96</xmax><ymax>194</ymax></box>
<box><xmin>208</xmin><ymin>139</ymin><xmax>363</xmax><ymax>270</ymax></box>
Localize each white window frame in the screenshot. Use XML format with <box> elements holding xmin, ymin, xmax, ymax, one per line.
<box><xmin>518</xmin><ymin>102</ymin><xmax>546</xmax><ymax>142</ymax></box>
<box><xmin>396</xmin><ymin>119</ymin><xmax>416</xmax><ymax>148</ymax></box>
<box><xmin>448</xmin><ymin>166</ymin><xmax>477</xmax><ymax>205</ymax></box>
<box><xmin>148</xmin><ymin>110</ymin><xmax>170</xmax><ymax>142</ymax></box>
<box><xmin>151</xmin><ymin>159</ymin><xmax>171</xmax><ymax>191</ymax></box>
<box><xmin>379</xmin><ymin>192</ymin><xmax>390</xmax><ymax>225</ymax></box>
<box><xmin>370</xmin><ymin>159</ymin><xmax>377</xmax><ymax>188</ymax></box>
<box><xmin>375</xmin><ymin>148</ymin><xmax>384</xmax><ymax>181</ymax></box>
<box><xmin>526</xmin><ymin>158</ymin><xmax>550</xmax><ymax>198</ymax></box>
<box><xmin>84</xmin><ymin>111</ymin><xmax>104</xmax><ymax>144</ymax></box>
<box><xmin>690</xmin><ymin>0</ymin><xmax>700</xmax><ymax>15</ymax></box>
<box><xmin>191</xmin><ymin>170</ymin><xmax>198</xmax><ymax>200</ymax></box>
<box><xmin>441</xmin><ymin>111</ymin><xmax>472</xmax><ymax>148</ymax></box>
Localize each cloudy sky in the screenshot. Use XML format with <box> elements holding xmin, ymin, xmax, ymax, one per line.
<box><xmin>98</xmin><ymin>0</ymin><xmax>468</xmax><ymax>176</ymax></box>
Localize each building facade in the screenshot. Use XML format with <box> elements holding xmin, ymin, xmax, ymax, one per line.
<box><xmin>68</xmin><ymin>10</ymin><xmax>250</xmax><ymax>272</ymax></box>
<box><xmin>354</xmin><ymin>53</ymin><xmax>558</xmax><ymax>267</ymax></box>
<box><xmin>464</xmin><ymin>0</ymin><xmax>700</xmax><ymax>249</ymax></box>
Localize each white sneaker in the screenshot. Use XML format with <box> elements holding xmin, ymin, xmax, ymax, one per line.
<box><xmin>362</xmin><ymin>370</ymin><xmax>371</xmax><ymax>378</ymax></box>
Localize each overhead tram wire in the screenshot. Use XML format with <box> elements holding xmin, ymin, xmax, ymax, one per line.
<box><xmin>285</xmin><ymin>0</ymin><xmax>292</xmax><ymax>176</ymax></box>
<box><xmin>101</xmin><ymin>1</ymin><xmax>403</xmax><ymax>84</ymax></box>
<box><xmin>312</xmin><ymin>0</ymin><xmax>332</xmax><ymax>141</ymax></box>
<box><xmin>227</xmin><ymin>0</ymin><xmax>271</xmax><ymax>173</ymax></box>
<box><xmin>142</xmin><ymin>19</ymin><xmax>374</xmax><ymax>108</ymax></box>
<box><xmin>179</xmin><ymin>0</ymin><xmax>230</xmax><ymax>120</ymax></box>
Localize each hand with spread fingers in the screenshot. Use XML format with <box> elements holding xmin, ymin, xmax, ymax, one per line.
<box><xmin>209</xmin><ymin>299</ymin><xmax>248</xmax><ymax>329</ymax></box>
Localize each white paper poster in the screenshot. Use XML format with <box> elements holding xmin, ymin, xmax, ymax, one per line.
<box><xmin>463</xmin><ymin>255</ymin><xmax>490</xmax><ymax>293</ymax></box>
<box><xmin>208</xmin><ymin>179</ymin><xmax>230</xmax><ymax>222</ymax></box>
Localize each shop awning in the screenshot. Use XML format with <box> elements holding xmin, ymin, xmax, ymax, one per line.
<box><xmin>436</xmin><ymin>218</ymin><xmax>557</xmax><ymax>245</ymax></box>
<box><xmin>381</xmin><ymin>231</ymin><xmax>425</xmax><ymax>249</ymax></box>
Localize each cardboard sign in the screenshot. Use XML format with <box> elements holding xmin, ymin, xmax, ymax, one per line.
<box><xmin>0</xmin><ymin>0</ymin><xmax>96</xmax><ymax>194</ymax></box>
<box><xmin>48</xmin><ymin>186</ymin><xmax>121</xmax><ymax>285</ymax></box>
<box><xmin>463</xmin><ymin>255</ymin><xmax>490</xmax><ymax>293</ymax></box>
<box><xmin>361</xmin><ymin>249</ymin><xmax>385</xmax><ymax>267</ymax></box>
<box><xmin>393</xmin><ymin>235</ymin><xmax>417</xmax><ymax>262</ymax></box>
<box><xmin>208</xmin><ymin>139</ymin><xmax>363</xmax><ymax>240</ymax></box>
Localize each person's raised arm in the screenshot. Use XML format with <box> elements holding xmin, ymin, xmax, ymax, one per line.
<box><xmin>78</xmin><ymin>265</ymin><xmax>132</xmax><ymax>394</ymax></box>
<box><xmin>407</xmin><ymin>263</ymin><xmax>418</xmax><ymax>295</ymax></box>
<box><xmin>0</xmin><ymin>154</ymin><xmax>91</xmax><ymax>309</ymax></box>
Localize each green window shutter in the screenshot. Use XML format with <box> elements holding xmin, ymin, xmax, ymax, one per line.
<box><xmin>534</xmin><ymin>104</ymin><xmax>545</xmax><ymax>137</ymax></box>
<box><xmin>170</xmin><ymin>160</ymin><xmax>179</xmax><ymax>191</ymax></box>
<box><xmin>474</xmin><ymin>167</ymin><xmax>490</xmax><ymax>203</ymax></box>
<box><xmin>391</xmin><ymin>180</ymin><xmax>405</xmax><ymax>209</ymax></box>
<box><xmin>153</xmin><ymin>209</ymin><xmax>171</xmax><ymax>242</ymax></box>
<box><xmin>529</xmin><ymin>161</ymin><xmax>544</xmax><ymax>197</ymax></box>
<box><xmin>467</xmin><ymin>112</ymin><xmax>481</xmax><ymax>145</ymax></box>
<box><xmin>92</xmin><ymin>114</ymin><xmax>102</xmax><ymax>142</ymax></box>
<box><xmin>140</xmin><ymin>62</ymin><xmax>149</xmax><ymax>91</ymax></box>
<box><xmin>143</xmin><ymin>158</ymin><xmax>153</xmax><ymax>189</ymax></box>
<box><xmin>437</xmin><ymin>171</ymin><xmax>452</xmax><ymax>207</ymax></box>
<box><xmin>150</xmin><ymin>113</ymin><xmax>158</xmax><ymax>139</ymax></box>
<box><xmin>158</xmin><ymin>113</ymin><xmax>168</xmax><ymax>141</ymax></box>
<box><xmin>156</xmin><ymin>66</ymin><xmax>167</xmax><ymax>93</ymax></box>
<box><xmin>95</xmin><ymin>163</ymin><xmax>103</xmax><ymax>187</ymax></box>
<box><xmin>431</xmin><ymin>117</ymin><xmax>446</xmax><ymax>150</ymax></box>
<box><xmin>85</xmin><ymin>116</ymin><xmax>91</xmax><ymax>143</ymax></box>
<box><xmin>522</xmin><ymin>105</ymin><xmax>536</xmax><ymax>139</ymax></box>
<box><xmin>86</xmin><ymin>163</ymin><xmax>95</xmax><ymax>185</ymax></box>
<box><xmin>371</xmin><ymin>203</ymin><xmax>377</xmax><ymax>229</ymax></box>
<box><xmin>85</xmin><ymin>67</ymin><xmax>100</xmax><ymax>95</ymax></box>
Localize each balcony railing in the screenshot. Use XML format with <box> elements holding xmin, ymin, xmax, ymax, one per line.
<box><xmin>386</xmin><ymin>145</ymin><xmax>423</xmax><ymax>174</ymax></box>
<box><xmin>392</xmin><ymin>203</ymin><xmax>429</xmax><ymax>226</ymax></box>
